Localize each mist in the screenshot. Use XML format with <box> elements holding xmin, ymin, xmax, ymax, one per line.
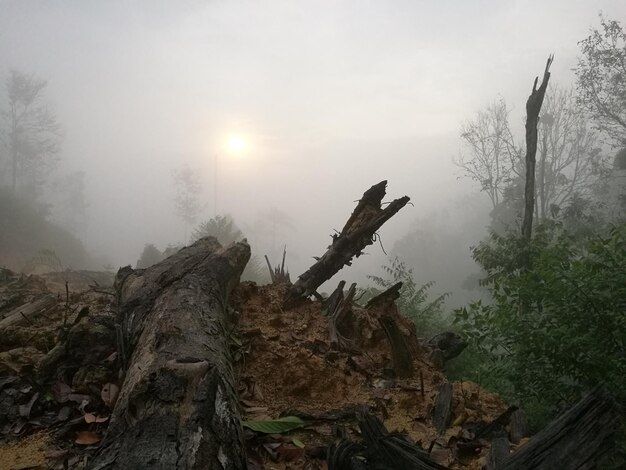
<box><xmin>1</xmin><ymin>0</ymin><xmax>624</xmax><ymax>303</ymax></box>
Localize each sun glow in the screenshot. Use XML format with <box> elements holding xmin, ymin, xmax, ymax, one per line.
<box><xmin>226</xmin><ymin>134</ymin><xmax>247</xmax><ymax>155</ymax></box>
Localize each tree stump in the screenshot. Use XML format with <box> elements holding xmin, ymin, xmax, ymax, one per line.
<box><xmin>89</xmin><ymin>237</ymin><xmax>251</xmax><ymax>470</ymax></box>
<box><xmin>499</xmin><ymin>386</ymin><xmax>621</xmax><ymax>470</ymax></box>
<box><xmin>432</xmin><ymin>383</ymin><xmax>453</xmax><ymax>435</ymax></box>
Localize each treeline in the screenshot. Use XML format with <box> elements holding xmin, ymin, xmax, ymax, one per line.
<box><xmin>0</xmin><ymin>71</ymin><xmax>93</xmax><ymax>271</ymax></box>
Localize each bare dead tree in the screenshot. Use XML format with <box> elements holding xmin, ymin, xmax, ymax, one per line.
<box><xmin>522</xmin><ymin>55</ymin><xmax>553</xmax><ymax>243</ymax></box>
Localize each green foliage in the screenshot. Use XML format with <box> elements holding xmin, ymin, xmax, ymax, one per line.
<box><xmin>241</xmin><ymin>416</ymin><xmax>305</xmax><ymax>434</ymax></box>
<box><xmin>365</xmin><ymin>257</ymin><xmax>448</xmax><ymax>336</ymax></box>
<box><xmin>192</xmin><ymin>214</ymin><xmax>269</xmax><ymax>284</ymax></box>
<box><xmin>575</xmin><ymin>16</ymin><xmax>626</xmax><ymax>147</ymax></box>
<box><xmin>452</xmin><ymin>222</ymin><xmax>626</xmax><ymax>427</ymax></box>
<box><xmin>191</xmin><ymin>214</ymin><xmax>243</xmax><ymax>245</ymax></box>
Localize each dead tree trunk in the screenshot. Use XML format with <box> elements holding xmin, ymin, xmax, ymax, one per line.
<box><xmin>521</xmin><ymin>55</ymin><xmax>553</xmax><ymax>243</ymax></box>
<box><xmin>285</xmin><ymin>181</ymin><xmax>409</xmax><ymax>307</ymax></box>
<box><xmin>500</xmin><ymin>386</ymin><xmax>621</xmax><ymax>470</ymax></box>
<box><xmin>89</xmin><ymin>237</ymin><xmax>251</xmax><ymax>470</ymax></box>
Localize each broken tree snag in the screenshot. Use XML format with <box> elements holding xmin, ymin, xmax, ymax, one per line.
<box><xmin>521</xmin><ymin>55</ymin><xmax>553</xmax><ymax>243</ymax></box>
<box><xmin>508</xmin><ymin>409</ymin><xmax>529</xmax><ymax>444</ymax></box>
<box><xmin>432</xmin><ymin>382</ymin><xmax>453</xmax><ymax>434</ymax></box>
<box><xmin>367</xmin><ymin>283</ymin><xmax>415</xmax><ymax>377</ymax></box>
<box><xmin>378</xmin><ymin>314</ymin><xmax>413</xmax><ymax>378</ymax></box>
<box><xmin>500</xmin><ymin>386</ymin><xmax>621</xmax><ymax>470</ymax></box>
<box><xmin>323</xmin><ymin>281</ymin><xmax>358</xmax><ymax>350</ymax></box>
<box><xmin>284</xmin><ymin>181</ymin><xmax>409</xmax><ymax>307</ymax></box>
<box><xmin>264</xmin><ymin>246</ymin><xmax>291</xmax><ymax>284</ymax></box>
<box><xmin>89</xmin><ymin>237</ymin><xmax>251</xmax><ymax>470</ymax></box>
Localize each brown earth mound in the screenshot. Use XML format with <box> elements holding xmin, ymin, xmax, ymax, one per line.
<box><xmin>0</xmin><ymin>270</ymin><xmax>512</xmax><ymax>469</ymax></box>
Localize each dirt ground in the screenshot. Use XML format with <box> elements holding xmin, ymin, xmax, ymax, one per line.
<box><xmin>0</xmin><ymin>270</ymin><xmax>514</xmax><ymax>469</ymax></box>
<box><xmin>232</xmin><ymin>282</ymin><xmax>509</xmax><ymax>469</ymax></box>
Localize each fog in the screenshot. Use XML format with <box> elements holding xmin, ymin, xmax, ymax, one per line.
<box><xmin>2</xmin><ymin>0</ymin><xmax>624</xmax><ymax>305</ymax></box>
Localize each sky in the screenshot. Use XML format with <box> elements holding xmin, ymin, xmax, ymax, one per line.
<box><xmin>1</xmin><ymin>0</ymin><xmax>624</xmax><ymax>294</ymax></box>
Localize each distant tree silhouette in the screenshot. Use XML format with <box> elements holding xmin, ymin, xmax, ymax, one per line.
<box><xmin>136</xmin><ymin>243</ymin><xmax>164</xmax><ymax>269</ymax></box>
<box><xmin>0</xmin><ymin>70</ymin><xmax>61</xmax><ymax>197</ymax></box>
<box><xmin>575</xmin><ymin>16</ymin><xmax>626</xmax><ymax>147</ymax></box>
<box><xmin>191</xmin><ymin>214</ymin><xmax>243</xmax><ymax>245</ymax></box>
<box><xmin>172</xmin><ymin>165</ymin><xmax>202</xmax><ymax>243</ymax></box>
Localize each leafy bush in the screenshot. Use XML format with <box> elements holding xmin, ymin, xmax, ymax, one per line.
<box><xmin>192</xmin><ymin>214</ymin><xmax>268</xmax><ymax>284</ymax></box>
<box><xmin>452</xmin><ymin>222</ymin><xmax>626</xmax><ymax>427</ymax></box>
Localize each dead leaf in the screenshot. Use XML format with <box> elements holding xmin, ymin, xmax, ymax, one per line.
<box><xmin>101</xmin><ymin>383</ymin><xmax>119</xmax><ymax>408</ymax></box>
<box><xmin>44</xmin><ymin>449</ymin><xmax>69</xmax><ymax>460</ymax></box>
<box><xmin>430</xmin><ymin>447</ymin><xmax>452</xmax><ymax>465</ymax></box>
<box><xmin>75</xmin><ymin>430</ymin><xmax>100</xmax><ymax>445</ymax></box>
<box><xmin>84</xmin><ymin>413</ymin><xmax>109</xmax><ymax>424</ymax></box>
<box><xmin>276</xmin><ymin>443</ymin><xmax>305</xmax><ymax>461</ymax></box>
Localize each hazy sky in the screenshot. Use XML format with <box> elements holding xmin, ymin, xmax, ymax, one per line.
<box><xmin>1</xmin><ymin>0</ymin><xmax>624</xmax><ymax>280</ymax></box>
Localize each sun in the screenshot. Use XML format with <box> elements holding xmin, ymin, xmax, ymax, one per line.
<box><xmin>226</xmin><ymin>134</ymin><xmax>247</xmax><ymax>155</ymax></box>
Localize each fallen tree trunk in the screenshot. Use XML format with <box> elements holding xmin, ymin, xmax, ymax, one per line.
<box><xmin>0</xmin><ymin>294</ymin><xmax>57</xmax><ymax>329</ymax></box>
<box><xmin>499</xmin><ymin>386</ymin><xmax>621</xmax><ymax>470</ymax></box>
<box><xmin>89</xmin><ymin>237</ymin><xmax>251</xmax><ymax>470</ymax></box>
<box><xmin>285</xmin><ymin>181</ymin><xmax>409</xmax><ymax>307</ymax></box>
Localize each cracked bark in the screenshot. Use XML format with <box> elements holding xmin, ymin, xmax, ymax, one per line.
<box><xmin>284</xmin><ymin>180</ymin><xmax>409</xmax><ymax>308</ymax></box>
<box><xmin>89</xmin><ymin>237</ymin><xmax>250</xmax><ymax>470</ymax></box>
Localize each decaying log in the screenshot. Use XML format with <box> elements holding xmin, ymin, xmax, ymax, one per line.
<box><xmin>285</xmin><ymin>181</ymin><xmax>409</xmax><ymax>307</ymax></box>
<box><xmin>89</xmin><ymin>237</ymin><xmax>250</xmax><ymax>470</ymax></box>
<box><xmin>432</xmin><ymin>382</ymin><xmax>453</xmax><ymax>434</ymax></box>
<box><xmin>0</xmin><ymin>295</ymin><xmax>57</xmax><ymax>329</ymax></box>
<box><xmin>500</xmin><ymin>386</ymin><xmax>621</xmax><ymax>470</ymax></box>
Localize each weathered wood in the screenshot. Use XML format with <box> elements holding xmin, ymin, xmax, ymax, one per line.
<box><xmin>521</xmin><ymin>55</ymin><xmax>553</xmax><ymax>242</ymax></box>
<box><xmin>264</xmin><ymin>246</ymin><xmax>290</xmax><ymax>284</ymax></box>
<box><xmin>324</xmin><ymin>281</ymin><xmax>358</xmax><ymax>350</ymax></box>
<box><xmin>366</xmin><ymin>282</ymin><xmax>424</xmax><ymax>371</ymax></box>
<box><xmin>499</xmin><ymin>386</ymin><xmax>621</xmax><ymax>470</ymax></box>
<box><xmin>432</xmin><ymin>382</ymin><xmax>453</xmax><ymax>434</ymax></box>
<box><xmin>427</xmin><ymin>332</ymin><xmax>467</xmax><ymax>362</ymax></box>
<box><xmin>89</xmin><ymin>237</ymin><xmax>251</xmax><ymax>470</ymax></box>
<box><xmin>0</xmin><ymin>295</ymin><xmax>57</xmax><ymax>328</ymax></box>
<box><xmin>508</xmin><ymin>409</ymin><xmax>529</xmax><ymax>444</ymax></box>
<box><xmin>378</xmin><ymin>314</ymin><xmax>413</xmax><ymax>378</ymax></box>
<box><xmin>285</xmin><ymin>181</ymin><xmax>409</xmax><ymax>307</ymax></box>
<box><xmin>487</xmin><ymin>435</ymin><xmax>510</xmax><ymax>470</ymax></box>
<box><xmin>328</xmin><ymin>408</ymin><xmax>448</xmax><ymax>470</ymax></box>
